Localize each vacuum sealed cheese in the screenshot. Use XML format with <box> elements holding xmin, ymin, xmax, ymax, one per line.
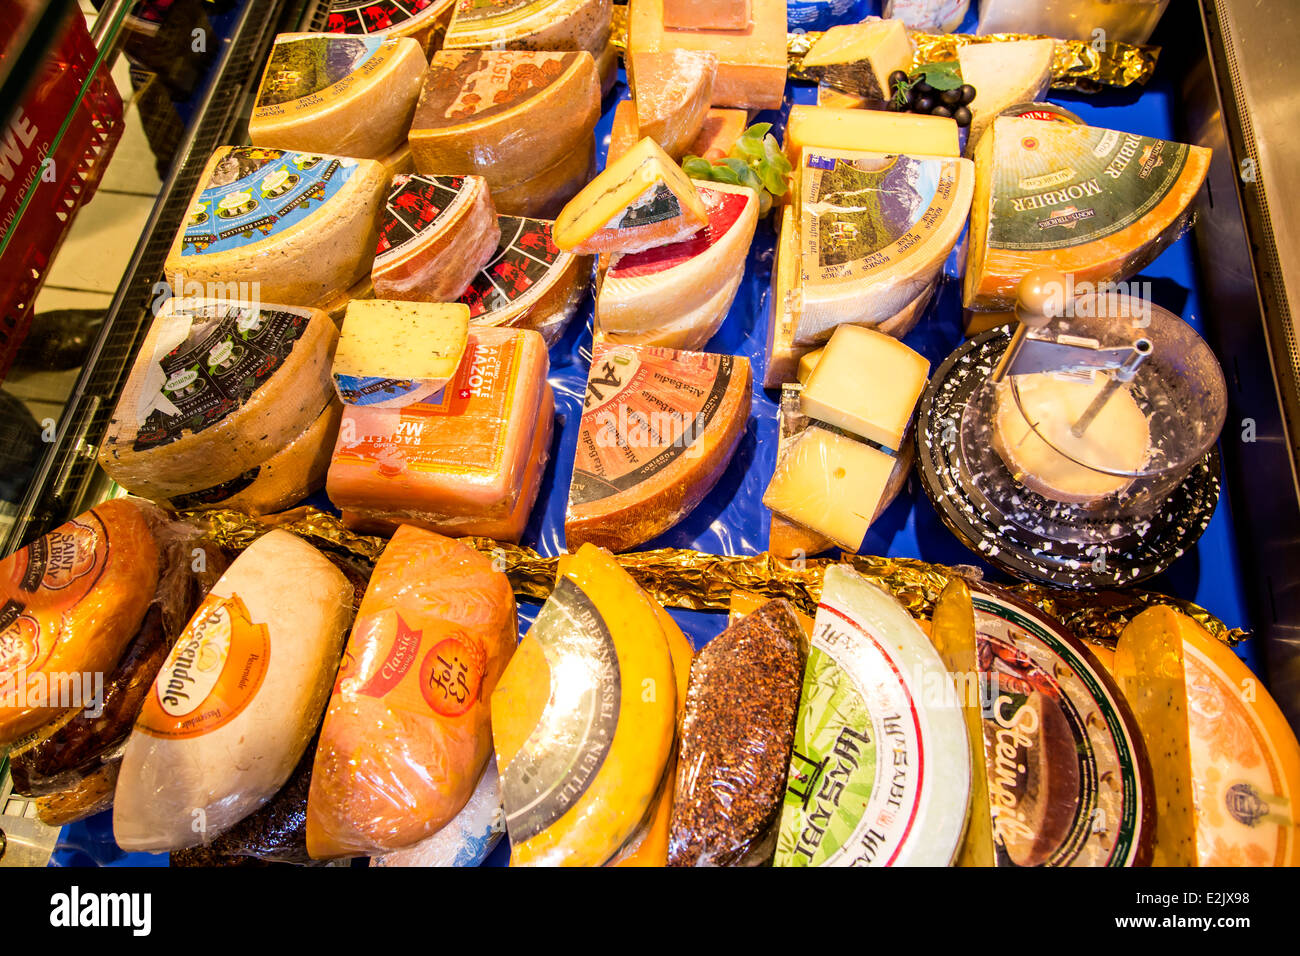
<box><xmin>0</xmin><ymin>498</ymin><xmax>162</xmax><ymax>747</ymax></box>
<box><xmin>112</xmin><ymin>530</ymin><xmax>353</xmax><ymax>852</ymax></box>
<box><xmin>305</xmin><ymin>526</ymin><xmax>518</xmax><ymax>858</ymax></box>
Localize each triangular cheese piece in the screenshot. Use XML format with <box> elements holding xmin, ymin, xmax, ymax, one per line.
<box><xmin>597</xmin><ymin>180</ymin><xmax>757</xmax><ymax>345</ymax></box>
<box><xmin>372</xmin><ymin>174</ymin><xmax>500</xmax><ymax>301</ymax></box>
<box><xmin>630</xmin><ymin>49</ymin><xmax>718</xmax><ymax>159</ymax></box>
<box><xmin>331</xmin><ymin>300</ymin><xmax>470</xmax><ymax>408</ymax></box>
<box><xmin>959</xmin><ymin>38</ymin><xmax>1055</xmax><ymax>155</ymax></box>
<box><xmin>963</xmin><ymin>117</ymin><xmax>1212</xmax><ymax>311</ymax></box>
<box><xmin>566</xmin><ymin>342</ymin><xmax>751</xmax><ymax>551</ymax></box>
<box><xmin>798</xmin><ymin>17</ymin><xmax>913</xmax><ymax>101</ymax></box>
<box><xmin>554</xmin><ymin>137</ymin><xmax>709</xmax><ymax>254</ymax></box>
<box><xmin>250</xmin><ymin>33</ymin><xmax>426</xmax><ymax>159</ymax></box>
<box><xmin>794</xmin><ymin>148</ymin><xmax>974</xmax><ymax>344</ymax></box>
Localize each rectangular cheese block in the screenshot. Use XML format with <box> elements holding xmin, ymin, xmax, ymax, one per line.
<box><xmin>762</xmin><ymin>424</ymin><xmax>896</xmax><ymax>552</ymax></box>
<box><xmin>800</xmin><ymin>325</ymin><xmax>929</xmax><ymax>450</ymax></box>
<box><xmin>783</xmin><ymin>106</ymin><xmax>960</xmax><ymax>169</ymax></box>
<box><xmin>627</xmin><ymin>0</ymin><xmax>786</xmax><ymax>111</ymax></box>
<box><xmin>553</xmin><ymin>137</ymin><xmax>708</xmax><ymax>254</ymax></box>
<box><xmin>663</xmin><ymin>0</ymin><xmax>751</xmax><ymax>30</ymax></box>
<box><xmin>332</xmin><ymin>300</ymin><xmax>470</xmax><ymax>408</ymax></box>
<box><xmin>327</xmin><ymin>326</ymin><xmax>549</xmax><ymax>520</ymax></box>
<box><xmin>340</xmin><ymin>384</ymin><xmax>555</xmax><ymax>543</ymax></box>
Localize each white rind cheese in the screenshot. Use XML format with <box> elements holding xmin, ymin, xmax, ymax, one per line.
<box><xmin>958</xmin><ymin>39</ymin><xmax>1055</xmax><ymax>156</ymax></box>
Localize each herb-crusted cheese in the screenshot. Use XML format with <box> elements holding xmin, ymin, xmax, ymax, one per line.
<box><xmin>332</xmin><ymin>300</ymin><xmax>470</xmax><ymax>408</ymax></box>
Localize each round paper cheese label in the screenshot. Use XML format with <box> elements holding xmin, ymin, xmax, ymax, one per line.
<box><xmin>374</xmin><ymin>173</ymin><xmax>473</xmax><ymax>264</ymax></box>
<box><xmin>416</xmin><ymin>50</ymin><xmax>577</xmax><ymax>127</ymax></box>
<box><xmin>325</xmin><ymin>0</ymin><xmax>446</xmax><ymax>35</ymax></box>
<box><xmin>608</xmin><ymin>187</ymin><xmax>747</xmax><ymax>279</ymax></box>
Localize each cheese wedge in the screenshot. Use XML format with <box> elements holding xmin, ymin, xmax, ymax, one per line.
<box><xmin>800</xmin><ymin>325</ymin><xmax>930</xmax><ymax>450</ymax></box>
<box><xmin>163</xmin><ymin>401</ymin><xmax>342</xmax><ymax>515</ymax></box>
<box><xmin>490</xmin><ymin>134</ymin><xmax>595</xmax><ymax>219</ymax></box>
<box><xmin>794</xmin><ymin>149</ymin><xmax>974</xmax><ymax>344</ymax></box>
<box><xmin>566</xmin><ymin>343</ymin><xmax>751</xmax><ymax>552</ymax></box>
<box><xmin>494</xmin><ymin>544</ymin><xmax>677</xmax><ymax>866</ymax></box>
<box><xmin>797</xmin><ymin>18</ymin><xmax>913</xmax><ymax>101</ymax></box>
<box><xmin>630</xmin><ymin>50</ymin><xmax>718</xmax><ymax>160</ymax></box>
<box><xmin>305</xmin><ymin>526</ymin><xmax>517</xmax><ymax>858</ymax></box>
<box><xmin>959</xmin><ymin>39</ymin><xmax>1056</xmax><ymax>155</ymax></box>
<box><xmin>410</xmin><ymin>50</ymin><xmax>600</xmax><ymax>191</ymax></box>
<box><xmin>598</xmin><ymin>267</ymin><xmax>741</xmax><ymax>352</ymax></box>
<box><xmin>371</xmin><ymin>174</ymin><xmax>501</xmax><ymax>302</ymax></box>
<box><xmin>767</xmin><ymin>384</ymin><xmax>836</xmax><ymax>559</ymax></box>
<box><xmin>597</xmin><ymin>180</ymin><xmax>757</xmax><ymax>344</ymax></box>
<box><xmin>99</xmin><ymin>298</ymin><xmax>338</xmax><ymax>500</ymax></box>
<box><xmin>608</xmin><ymin>99</ymin><xmax>641</xmax><ymax>165</ymax></box>
<box><xmin>628</xmin><ymin>0</ymin><xmax>786</xmax><ymax>110</ymax></box>
<box><xmin>775</xmin><ymin>566</ymin><xmax>972</xmax><ymax>867</ymax></box>
<box><xmin>554</xmin><ymin>137</ymin><xmax>709</xmax><ymax>254</ymax></box>
<box><xmin>327</xmin><ymin>327</ymin><xmax>549</xmax><ymax>520</ymax></box>
<box><xmin>459</xmin><ymin>216</ymin><xmax>591</xmax><ymax>346</ymax></box>
<box><xmin>331</xmin><ymin>300</ymin><xmax>470</xmax><ymax>408</ymax></box>
<box><xmin>991</xmin><ymin>373</ymin><xmax>1150</xmax><ymax>506</ymax></box>
<box><xmin>964</xmin><ymin>117</ymin><xmax>1212</xmax><ymax>311</ymax></box>
<box><xmin>612</xmin><ymin>104</ymin><xmax>748</xmax><ymax>165</ymax></box>
<box><xmin>783</xmin><ymin>105</ymin><xmax>961</xmax><ymax>169</ymax></box>
<box><xmin>166</xmin><ymin>147</ymin><xmax>388</xmax><ymax>307</ymax></box>
<box><xmin>114</xmin><ymin>530</ymin><xmax>352</xmax><ymax>852</ymax></box>
<box><xmin>323</xmin><ymin>0</ymin><xmax>456</xmax><ymax>53</ymax></box>
<box><xmin>891</xmin><ymin>0</ymin><xmax>970</xmax><ymax>32</ymax></box>
<box><xmin>443</xmin><ymin>0</ymin><xmax>612</xmax><ymax>56</ymax></box>
<box><xmin>249</xmin><ymin>34</ymin><xmax>426</xmax><ymax>160</ymax></box>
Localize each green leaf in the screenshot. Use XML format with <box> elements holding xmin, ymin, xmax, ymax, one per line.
<box><xmin>732</xmin><ymin>135</ymin><xmax>765</xmax><ymax>161</ymax></box>
<box><xmin>709</xmin><ymin>162</ymin><xmax>743</xmax><ymax>185</ymax></box>
<box><xmin>763</xmin><ymin>134</ymin><xmax>792</xmax><ymax>177</ymax></box>
<box><xmin>682</xmin><ymin>156</ymin><xmax>714</xmax><ymax>179</ymax></box>
<box><xmin>747</xmin><ymin>121</ymin><xmax>773</xmax><ymax>140</ymax></box>
<box><xmin>914</xmin><ymin>60</ymin><xmax>963</xmax><ymax>91</ymax></box>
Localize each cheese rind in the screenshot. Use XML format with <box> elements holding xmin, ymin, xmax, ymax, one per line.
<box><xmin>113</xmin><ymin>531</ymin><xmax>352</xmax><ymax>852</ymax></box>
<box><xmin>410</xmin><ymin>50</ymin><xmax>600</xmax><ymax>191</ymax></box>
<box><xmin>490</xmin><ymin>134</ymin><xmax>595</xmax><ymax>219</ymax></box>
<box><xmin>597</xmin><ymin>180</ymin><xmax>757</xmax><ymax>345</ymax></box>
<box><xmin>631</xmin><ymin>50</ymin><xmax>718</xmax><ymax>160</ymax></box>
<box><xmin>99</xmin><ymin>298</ymin><xmax>338</xmax><ymax>500</ymax></box>
<box><xmin>494</xmin><ymin>544</ymin><xmax>677</xmax><ymax>867</ymax></box>
<box><xmin>166</xmin><ymin>147</ymin><xmax>388</xmax><ymax>307</ymax></box>
<box><xmin>371</xmin><ymin>174</ymin><xmax>501</xmax><ymax>303</ymax></box>
<box><xmin>798</xmin><ymin>18</ymin><xmax>913</xmax><ymax>101</ymax></box>
<box><xmin>566</xmin><ymin>343</ymin><xmax>751</xmax><ymax>552</ymax></box>
<box><xmin>663</xmin><ymin>0</ymin><xmax>750</xmax><ymax>30</ymax></box>
<box><xmin>800</xmin><ymin>325</ymin><xmax>930</xmax><ymax>450</ymax></box>
<box><xmin>554</xmin><ymin>137</ymin><xmax>708</xmax><ymax>254</ymax></box>
<box><xmin>249</xmin><ymin>34</ymin><xmax>426</xmax><ymax>159</ymax></box>
<box><xmin>612</xmin><ymin>105</ymin><xmax>748</xmax><ymax>165</ymax></box>
<box><xmin>331</xmin><ymin>300</ymin><xmax>470</xmax><ymax>408</ymax></box>
<box><xmin>443</xmin><ymin>0</ymin><xmax>612</xmax><ymax>55</ymax></box>
<box><xmin>795</xmin><ymin>149</ymin><xmax>973</xmax><ymax>344</ymax></box>
<box><xmin>783</xmin><ymin>105</ymin><xmax>961</xmax><ymax>169</ymax></box>
<box><xmin>958</xmin><ymin>39</ymin><xmax>1055</xmax><ymax>156</ymax></box>
<box><xmin>964</xmin><ymin>117</ymin><xmax>1212</xmax><ymax>311</ymax></box>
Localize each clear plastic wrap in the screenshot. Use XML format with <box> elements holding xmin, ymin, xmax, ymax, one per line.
<box><xmin>370</xmin><ymin>758</ymin><xmax>505</xmax><ymax>867</ymax></box>
<box><xmin>111</xmin><ymin>529</ymin><xmax>354</xmax><ymax>853</ymax></box>
<box><xmin>976</xmin><ymin>0</ymin><xmax>1169</xmax><ymax>46</ymax></box>
<box><xmin>667</xmin><ymin>598</ymin><xmax>807</xmax><ymax>866</ymax></box>
<box><xmin>0</xmin><ymin>497</ymin><xmax>163</xmax><ymax>748</ymax></box>
<box><xmin>304</xmin><ymin>526</ymin><xmax>517</xmax><ymax>858</ymax></box>
<box><xmin>885</xmin><ymin>0</ymin><xmax>970</xmax><ymax>33</ymax></box>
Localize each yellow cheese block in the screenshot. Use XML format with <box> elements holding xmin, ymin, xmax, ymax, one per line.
<box><xmin>494</xmin><ymin>544</ymin><xmax>677</xmax><ymax>866</ymax></box>
<box><xmin>1115</xmin><ymin>606</ymin><xmax>1198</xmax><ymax>867</ymax></box>
<box><xmin>332</xmin><ymin>300</ymin><xmax>469</xmax><ymax>407</ymax></box>
<box><xmin>800</xmin><ymin>325</ymin><xmax>930</xmax><ymax>451</ymax></box>
<box><xmin>783</xmin><ymin>105</ymin><xmax>961</xmax><ymax>169</ymax></box>
<box><xmin>554</xmin><ymin>137</ymin><xmax>708</xmax><ymax>255</ymax></box>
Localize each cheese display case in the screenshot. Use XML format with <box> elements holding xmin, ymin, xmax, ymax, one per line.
<box><xmin>1</xmin><ymin>0</ymin><xmax>1298</xmax><ymax>869</ymax></box>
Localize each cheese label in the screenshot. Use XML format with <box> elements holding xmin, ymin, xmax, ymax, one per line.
<box><xmin>374</xmin><ymin>173</ymin><xmax>475</xmax><ymax>264</ymax></box>
<box><xmin>253</xmin><ymin>35</ymin><xmax>389</xmax><ymax>113</ymax></box>
<box><xmin>800</xmin><ymin>153</ymin><xmax>966</xmax><ymax>283</ymax></box>
<box><xmin>325</xmin><ymin>0</ymin><xmax>444</xmax><ymax>34</ymax></box>
<box><xmin>615</xmin><ymin>183</ymin><xmax>686</xmax><ymax>231</ymax></box>
<box><xmin>334</xmin><ymin>330</ymin><xmax>528</xmax><ymax>478</ymax></box>
<box><xmin>608</xmin><ymin>188</ymin><xmax>747</xmax><ymax>279</ymax></box>
<box><xmin>0</xmin><ymin>512</ymin><xmax>109</xmax><ymax>677</ymax></box>
<box><xmin>499</xmin><ymin>576</ymin><xmax>620</xmax><ymax>844</ymax></box>
<box><xmin>570</xmin><ymin>344</ymin><xmax>738</xmax><ymax>505</ymax></box>
<box><xmin>417</xmin><ymin>51</ymin><xmax>577</xmax><ymax>128</ymax></box>
<box><xmin>181</xmin><ymin>148</ymin><xmax>358</xmax><ymax>256</ymax></box>
<box><xmin>450</xmin><ymin>0</ymin><xmax>550</xmax><ymax>26</ymax></box>
<box><xmin>137</xmin><ymin>593</ymin><xmax>270</xmax><ymax>740</ymax></box>
<box><xmin>130</xmin><ymin>303</ymin><xmax>314</xmax><ymax>451</ymax></box>
<box><xmin>459</xmin><ymin>216</ymin><xmax>567</xmax><ymax>318</ymax></box>
<box><xmin>987</xmin><ymin>125</ymin><xmax>1198</xmax><ymax>251</ymax></box>
<box><xmin>972</xmin><ymin>588</ymin><xmax>1151</xmax><ymax>867</ymax></box>
<box><xmin>333</xmin><ymin>375</ymin><xmax>433</xmax><ymax>406</ymax></box>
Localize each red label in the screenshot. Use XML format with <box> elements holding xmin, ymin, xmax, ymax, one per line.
<box><xmin>608</xmin><ymin>188</ymin><xmax>748</xmax><ymax>279</ymax></box>
<box><xmin>419</xmin><ymin>635</ymin><xmax>485</xmax><ymax>717</ymax></box>
<box><xmin>355</xmin><ymin>612</ymin><xmax>422</xmax><ymax>698</ymax></box>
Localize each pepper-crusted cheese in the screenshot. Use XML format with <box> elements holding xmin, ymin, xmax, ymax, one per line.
<box><xmin>331</xmin><ymin>300</ymin><xmax>470</xmax><ymax>408</ymax></box>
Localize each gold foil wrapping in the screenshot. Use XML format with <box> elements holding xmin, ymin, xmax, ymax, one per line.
<box><xmin>789</xmin><ymin>31</ymin><xmax>1159</xmax><ymax>91</ymax></box>
<box><xmin>181</xmin><ymin>507</ymin><xmax>1244</xmax><ymax>649</ymax></box>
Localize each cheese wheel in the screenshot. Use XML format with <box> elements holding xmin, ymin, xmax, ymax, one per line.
<box><xmin>98</xmin><ymin>298</ymin><xmax>338</xmax><ymax>500</ymax></box>
<box><xmin>162</xmin><ymin>400</ymin><xmax>342</xmax><ymax>515</ymax></box>
<box><xmin>410</xmin><ymin>50</ymin><xmax>600</xmax><ymax>192</ymax></box>
<box><xmin>113</xmin><ymin>530</ymin><xmax>353</xmax><ymax>851</ymax></box>
<box><xmin>443</xmin><ymin>0</ymin><xmax>612</xmax><ymax>54</ymax></box>
<box><xmin>249</xmin><ymin>34</ymin><xmax>427</xmax><ymax>160</ymax></box>
<box><xmin>306</xmin><ymin>526</ymin><xmax>518</xmax><ymax>857</ymax></box>
<box><xmin>598</xmin><ymin>268</ymin><xmax>741</xmax><ymax>352</ymax></box>
<box><xmin>0</xmin><ymin>499</ymin><xmax>161</xmax><ymax>746</ymax></box>
<box><xmin>165</xmin><ymin>147</ymin><xmax>389</xmax><ymax>307</ymax></box>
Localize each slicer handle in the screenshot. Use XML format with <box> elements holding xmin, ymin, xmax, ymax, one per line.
<box><xmin>992</xmin><ymin>269</ymin><xmax>1069</xmax><ymax>383</ymax></box>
